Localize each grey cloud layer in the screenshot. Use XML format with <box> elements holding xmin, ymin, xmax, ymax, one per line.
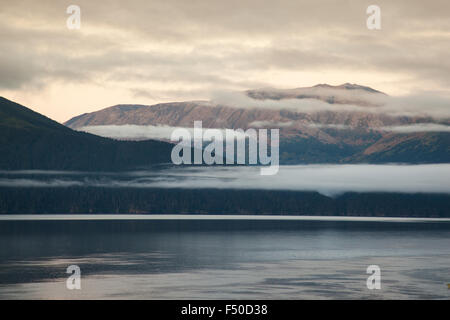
<box><xmin>1</xmin><ymin>165</ymin><xmax>449</xmax><ymax>197</ymax></box>
<box><xmin>211</xmin><ymin>89</ymin><xmax>450</xmax><ymax>118</ymax></box>
<box><xmin>380</xmin><ymin>123</ymin><xmax>450</xmax><ymax>133</ymax></box>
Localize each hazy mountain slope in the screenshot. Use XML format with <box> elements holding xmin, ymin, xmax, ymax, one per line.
<box><xmin>0</xmin><ymin>97</ymin><xmax>173</xmax><ymax>170</ymax></box>
<box><xmin>349</xmin><ymin>132</ymin><xmax>450</xmax><ymax>163</ymax></box>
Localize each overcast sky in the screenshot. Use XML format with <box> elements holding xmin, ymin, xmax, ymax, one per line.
<box><xmin>1</xmin><ymin>0</ymin><xmax>449</xmax><ymax>122</ymax></box>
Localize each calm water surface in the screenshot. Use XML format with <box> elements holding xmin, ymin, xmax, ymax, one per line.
<box><xmin>0</xmin><ymin>215</ymin><xmax>449</xmax><ymax>299</ymax></box>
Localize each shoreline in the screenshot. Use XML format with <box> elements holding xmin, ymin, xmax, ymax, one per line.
<box><xmin>1</xmin><ymin>214</ymin><xmax>449</xmax><ymax>222</ymax></box>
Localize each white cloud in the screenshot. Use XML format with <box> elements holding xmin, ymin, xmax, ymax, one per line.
<box><xmin>210</xmin><ymin>89</ymin><xmax>450</xmax><ymax>119</ymax></box>
<box><xmin>146</xmin><ymin>164</ymin><xmax>450</xmax><ymax>197</ymax></box>
<box><xmin>306</xmin><ymin>123</ymin><xmax>353</xmax><ymax>130</ymax></box>
<box><xmin>0</xmin><ymin>178</ymin><xmax>83</xmax><ymax>188</ymax></box>
<box><xmin>306</xmin><ymin>122</ymin><xmax>450</xmax><ymax>132</ymax></box>
<box><xmin>79</xmin><ymin>124</ymin><xmax>253</xmax><ymax>141</ymax></box>
<box><xmin>249</xmin><ymin>120</ymin><xmax>293</xmax><ymax>128</ymax></box>
<box><xmin>79</xmin><ymin>124</ymin><xmax>182</xmax><ymax>141</ymax></box>
<box><xmin>380</xmin><ymin>123</ymin><xmax>450</xmax><ymax>133</ymax></box>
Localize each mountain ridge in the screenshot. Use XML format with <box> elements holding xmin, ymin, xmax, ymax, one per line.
<box><xmin>0</xmin><ymin>97</ymin><xmax>173</xmax><ymax>170</ymax></box>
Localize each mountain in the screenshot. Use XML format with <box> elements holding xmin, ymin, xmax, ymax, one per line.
<box><xmin>64</xmin><ymin>84</ymin><xmax>391</xmax><ymax>129</ymax></box>
<box><xmin>64</xmin><ymin>84</ymin><xmax>450</xmax><ymax>164</ymax></box>
<box><xmin>0</xmin><ymin>97</ymin><xmax>173</xmax><ymax>170</ymax></box>
<box><xmin>1</xmin><ymin>96</ymin><xmax>448</xmax><ymax>217</ymax></box>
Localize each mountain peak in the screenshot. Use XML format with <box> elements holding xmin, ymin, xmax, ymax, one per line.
<box><xmin>338</xmin><ymin>83</ymin><xmax>384</xmax><ymax>94</ymax></box>
<box><xmin>311</xmin><ymin>83</ymin><xmax>384</xmax><ymax>94</ymax></box>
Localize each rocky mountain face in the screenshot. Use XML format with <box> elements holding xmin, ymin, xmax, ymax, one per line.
<box><xmin>64</xmin><ymin>84</ymin><xmax>450</xmax><ymax>164</ymax></box>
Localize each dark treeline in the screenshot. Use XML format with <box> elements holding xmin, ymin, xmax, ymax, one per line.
<box><xmin>0</xmin><ymin>97</ymin><xmax>174</xmax><ymax>170</ymax></box>
<box><xmin>0</xmin><ymin>187</ymin><xmax>448</xmax><ymax>217</ymax></box>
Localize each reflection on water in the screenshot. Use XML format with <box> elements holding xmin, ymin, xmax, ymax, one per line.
<box><xmin>0</xmin><ymin>217</ymin><xmax>449</xmax><ymax>299</ymax></box>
